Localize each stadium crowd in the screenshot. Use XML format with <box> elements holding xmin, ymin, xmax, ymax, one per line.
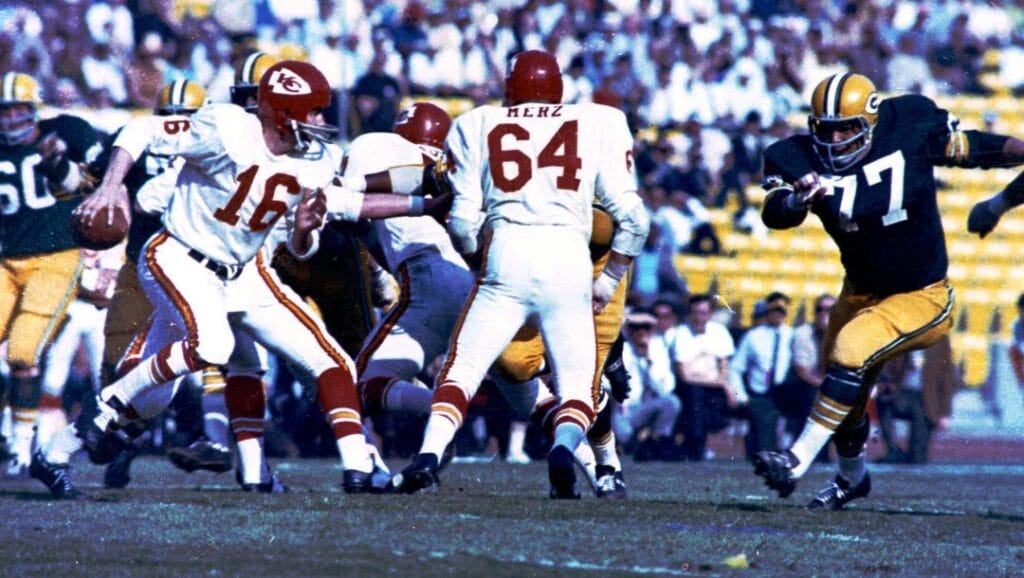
<box><xmin>2</xmin><ymin>0</ymin><xmax>1023</xmax><ymax>504</ymax></box>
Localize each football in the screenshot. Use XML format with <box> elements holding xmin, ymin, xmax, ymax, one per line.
<box><xmin>70</xmin><ymin>207</ymin><xmax>129</xmax><ymax>250</ymax></box>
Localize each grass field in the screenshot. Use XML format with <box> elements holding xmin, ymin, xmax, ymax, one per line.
<box><xmin>2</xmin><ymin>454</ymin><xmax>1023</xmax><ymax>577</ymax></box>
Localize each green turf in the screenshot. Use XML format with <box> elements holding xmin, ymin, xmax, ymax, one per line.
<box><xmin>2</xmin><ymin>456</ymin><xmax>1022</xmax><ymax>576</ymax></box>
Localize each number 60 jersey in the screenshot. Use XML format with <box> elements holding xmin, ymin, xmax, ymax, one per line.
<box><xmin>114</xmin><ymin>103</ymin><xmax>337</xmax><ymax>266</ymax></box>
<box><xmin>762</xmin><ymin>94</ymin><xmax>974</xmax><ymax>297</ymax></box>
<box><xmin>445</xmin><ymin>101</ymin><xmax>646</xmax><ymax>258</ymax></box>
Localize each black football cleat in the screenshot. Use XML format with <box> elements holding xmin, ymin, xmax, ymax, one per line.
<box><xmin>595</xmin><ymin>465</ymin><xmax>627</xmax><ymax>500</ymax></box>
<box><xmin>241</xmin><ymin>473</ymin><xmax>290</xmax><ymax>494</ymax></box>
<box><xmin>29</xmin><ymin>450</ymin><xmax>86</xmax><ymax>501</ymax></box>
<box><xmin>104</xmin><ymin>442</ymin><xmax>141</xmax><ymax>489</ymax></box>
<box><xmin>342</xmin><ymin>464</ymin><xmax>391</xmax><ymax>494</ymax></box>
<box><xmin>548</xmin><ymin>445</ymin><xmax>581</xmax><ymax>500</ymax></box>
<box><xmin>168</xmin><ymin>439</ymin><xmax>233</xmax><ymax>474</ymax></box>
<box><xmin>389</xmin><ymin>453</ymin><xmax>440</xmax><ymax>494</ymax></box>
<box><xmin>807</xmin><ymin>472</ymin><xmax>872</xmax><ymax>511</ymax></box>
<box><xmin>753</xmin><ymin>450</ymin><xmax>799</xmax><ymax>498</ymax></box>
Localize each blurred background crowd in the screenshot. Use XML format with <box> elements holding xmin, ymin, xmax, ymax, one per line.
<box><xmin>3</xmin><ymin>0</ymin><xmax>1024</xmax><ymax>467</ymax></box>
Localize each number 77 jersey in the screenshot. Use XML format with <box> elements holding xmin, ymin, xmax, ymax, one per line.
<box><xmin>762</xmin><ymin>94</ymin><xmax>964</xmax><ymax>297</ymax></box>
<box><xmin>113</xmin><ymin>103</ymin><xmax>337</xmax><ymax>266</ymax></box>
<box><xmin>445</xmin><ymin>102</ymin><xmax>638</xmax><ymax>244</ymax></box>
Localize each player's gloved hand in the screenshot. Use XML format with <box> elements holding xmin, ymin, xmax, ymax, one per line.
<box><xmin>418</xmin><ymin>160</ymin><xmax>452</xmax><ymax>197</ymax></box>
<box><xmin>424</xmin><ymin>191</ymin><xmax>453</xmax><ymax>225</ymax></box>
<box><xmin>786</xmin><ymin>172</ymin><xmax>827</xmax><ymax>211</ymax></box>
<box><xmin>603</xmin><ymin>333</ymin><xmax>631</xmax><ymax>403</ymax></box>
<box><xmin>967</xmin><ymin>199</ymin><xmax>1001</xmax><ymax>239</ymax></box>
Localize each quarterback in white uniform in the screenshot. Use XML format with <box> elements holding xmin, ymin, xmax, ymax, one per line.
<box><xmin>31</xmin><ymin>61</ymin><xmax>432</xmax><ymax>499</ymax></box>
<box><xmin>393</xmin><ymin>50</ymin><xmax>649</xmax><ymax>498</ymax></box>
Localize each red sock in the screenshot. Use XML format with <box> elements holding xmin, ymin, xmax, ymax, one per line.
<box><xmin>317</xmin><ymin>367</ymin><xmax>363</xmax><ymax>440</ymax></box>
<box><xmin>226</xmin><ymin>375</ymin><xmax>266</xmax><ymax>441</ymax></box>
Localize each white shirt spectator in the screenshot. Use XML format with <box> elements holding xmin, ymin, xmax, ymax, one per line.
<box><xmin>671</xmin><ymin>320</ymin><xmax>736</xmax><ymax>383</ymax></box>
<box><xmin>622</xmin><ymin>334</ymin><xmax>676</xmax><ymax>407</ymax></box>
<box><xmin>81</xmin><ymin>46</ymin><xmax>128</xmax><ymax>105</ymax></box>
<box><xmin>85</xmin><ymin>1</ymin><xmax>134</xmax><ymax>54</ymax></box>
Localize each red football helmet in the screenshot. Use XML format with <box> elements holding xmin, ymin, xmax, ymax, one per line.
<box><xmin>393</xmin><ymin>102</ymin><xmax>451</xmax><ymax>154</ymax></box>
<box><xmin>258</xmin><ymin>60</ymin><xmax>338</xmax><ymax>151</ymax></box>
<box><xmin>504</xmin><ymin>50</ymin><xmax>563</xmax><ymax>106</ymax></box>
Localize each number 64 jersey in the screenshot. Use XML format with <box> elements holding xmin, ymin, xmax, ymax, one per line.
<box><xmin>445</xmin><ymin>102</ymin><xmax>646</xmax><ymax>259</ymax></box>
<box><xmin>762</xmin><ymin>94</ymin><xmax>972</xmax><ymax>297</ymax></box>
<box><xmin>114</xmin><ymin>103</ymin><xmax>337</xmax><ymax>266</ymax></box>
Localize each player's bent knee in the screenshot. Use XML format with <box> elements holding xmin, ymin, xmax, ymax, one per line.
<box><xmin>194</xmin><ymin>337</ymin><xmax>235</xmax><ymax>368</ymax></box>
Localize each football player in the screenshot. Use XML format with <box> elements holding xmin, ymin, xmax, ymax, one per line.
<box><xmin>0</xmin><ymin>71</ymin><xmax>103</xmax><ymax>477</ymax></box>
<box><xmin>344</xmin><ymin>106</ymin><xmax>630</xmax><ymax>497</ymax></box>
<box><xmin>89</xmin><ymin>79</ymin><xmax>239</xmax><ymax>489</ymax></box>
<box><xmin>754</xmin><ymin>72</ymin><xmax>1024</xmax><ymax>509</ymax></box>
<box><xmin>30</xmin><ymin>61</ymin><xmax>444</xmax><ymax>499</ymax></box>
<box><xmin>390</xmin><ymin>50</ymin><xmax>649</xmax><ymax>499</ymax></box>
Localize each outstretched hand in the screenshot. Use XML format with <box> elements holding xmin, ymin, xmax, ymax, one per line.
<box><xmin>967</xmin><ymin>200</ymin><xmax>1001</xmax><ymax>239</ymax></box>
<box><xmin>72</xmin><ymin>183</ymin><xmax>130</xmax><ymax>228</ymax></box>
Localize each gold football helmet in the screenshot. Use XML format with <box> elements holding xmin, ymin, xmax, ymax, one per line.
<box><xmin>231</xmin><ymin>52</ymin><xmax>281</xmax><ymax>112</ymax></box>
<box><xmin>809</xmin><ymin>73</ymin><xmax>880</xmax><ymax>172</ymax></box>
<box><xmin>155</xmin><ymin>79</ymin><xmax>207</xmax><ymax>116</ymax></box>
<box><xmin>0</xmin><ymin>71</ymin><xmax>43</xmax><ymax>146</ymax></box>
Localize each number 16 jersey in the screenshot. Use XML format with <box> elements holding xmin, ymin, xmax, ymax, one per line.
<box><xmin>114</xmin><ymin>103</ymin><xmax>337</xmax><ymax>266</ymax></box>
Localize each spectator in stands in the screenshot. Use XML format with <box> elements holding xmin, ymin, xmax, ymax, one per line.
<box><xmin>887</xmin><ymin>33</ymin><xmax>938</xmax><ymax>97</ymax></box>
<box><xmin>81</xmin><ymin>37</ymin><xmax>128</xmax><ymax>107</ymax></box>
<box><xmin>930</xmin><ymin>13</ymin><xmax>988</xmax><ymax>95</ymax></box>
<box><xmin>717</xmin><ymin>110</ymin><xmax>763</xmax><ymax>216</ymax></box>
<box><xmin>1010</xmin><ymin>293</ymin><xmax>1024</xmax><ymax>389</ymax></box>
<box><xmin>617</xmin><ymin>310</ymin><xmax>681</xmax><ymax>462</ymax></box>
<box><xmin>125</xmin><ymin>33</ymin><xmax>166</xmax><ymax>110</ymax></box>
<box><xmin>728</xmin><ymin>292</ymin><xmax>794</xmax><ymax>459</ymax></box>
<box><xmin>349</xmin><ymin>50</ymin><xmax>403</xmax><ymax>137</ymax></box>
<box><xmin>561</xmin><ymin>54</ymin><xmax>593</xmax><ymax>104</ymax></box>
<box><xmin>876</xmin><ymin>336</ymin><xmax>957</xmax><ymax>464</ymax></box>
<box><xmin>628</xmin><ymin>222</ymin><xmax>687</xmax><ymax>309</ymax></box>
<box><xmin>673</xmin><ymin>294</ymin><xmax>736</xmax><ymax>461</ymax></box>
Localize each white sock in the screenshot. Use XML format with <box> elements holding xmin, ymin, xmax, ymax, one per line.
<box><xmin>420</xmin><ymin>412</ymin><xmax>459</xmax><ymax>460</ymax></box>
<box><xmin>44</xmin><ymin>423</ymin><xmax>83</xmax><ymax>464</ymax></box>
<box><xmin>336</xmin><ymin>434</ymin><xmax>372</xmax><ymax>473</ymax></box>
<box><xmin>236</xmin><ymin>437</ymin><xmax>265</xmax><ymax>484</ymax></box>
<box><xmin>838</xmin><ymin>451</ymin><xmax>867</xmax><ymax>486</ymax></box>
<box><xmin>507</xmin><ymin>421</ymin><xmax>528</xmax><ymax>456</ymax></box>
<box><xmin>384</xmin><ymin>379</ymin><xmax>433</xmax><ymax>415</ymax></box>
<box><xmin>789</xmin><ymin>421</ymin><xmax>835</xmax><ymax>479</ymax></box>
<box><xmin>11</xmin><ymin>411</ymin><xmax>37</xmax><ymax>462</ymax></box>
<box><xmin>591</xmin><ymin>431</ymin><xmax>622</xmax><ymax>472</ymax></box>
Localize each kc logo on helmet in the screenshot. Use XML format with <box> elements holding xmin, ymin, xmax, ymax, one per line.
<box><xmin>267</xmin><ymin>69</ymin><xmax>312</xmax><ymax>95</ymax></box>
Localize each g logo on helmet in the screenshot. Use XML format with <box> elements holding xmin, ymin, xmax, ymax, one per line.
<box><xmin>267</xmin><ymin>68</ymin><xmax>312</xmax><ymax>95</ymax></box>
<box><xmin>865</xmin><ymin>93</ymin><xmax>880</xmax><ymax>115</ymax></box>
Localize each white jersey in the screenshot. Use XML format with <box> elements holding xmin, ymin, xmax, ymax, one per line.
<box><xmin>114</xmin><ymin>103</ymin><xmax>337</xmax><ymax>266</ymax></box>
<box><xmin>343</xmin><ymin>132</ymin><xmax>464</xmax><ymax>271</ymax></box>
<box><xmin>445</xmin><ymin>101</ymin><xmax>646</xmax><ymax>257</ymax></box>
